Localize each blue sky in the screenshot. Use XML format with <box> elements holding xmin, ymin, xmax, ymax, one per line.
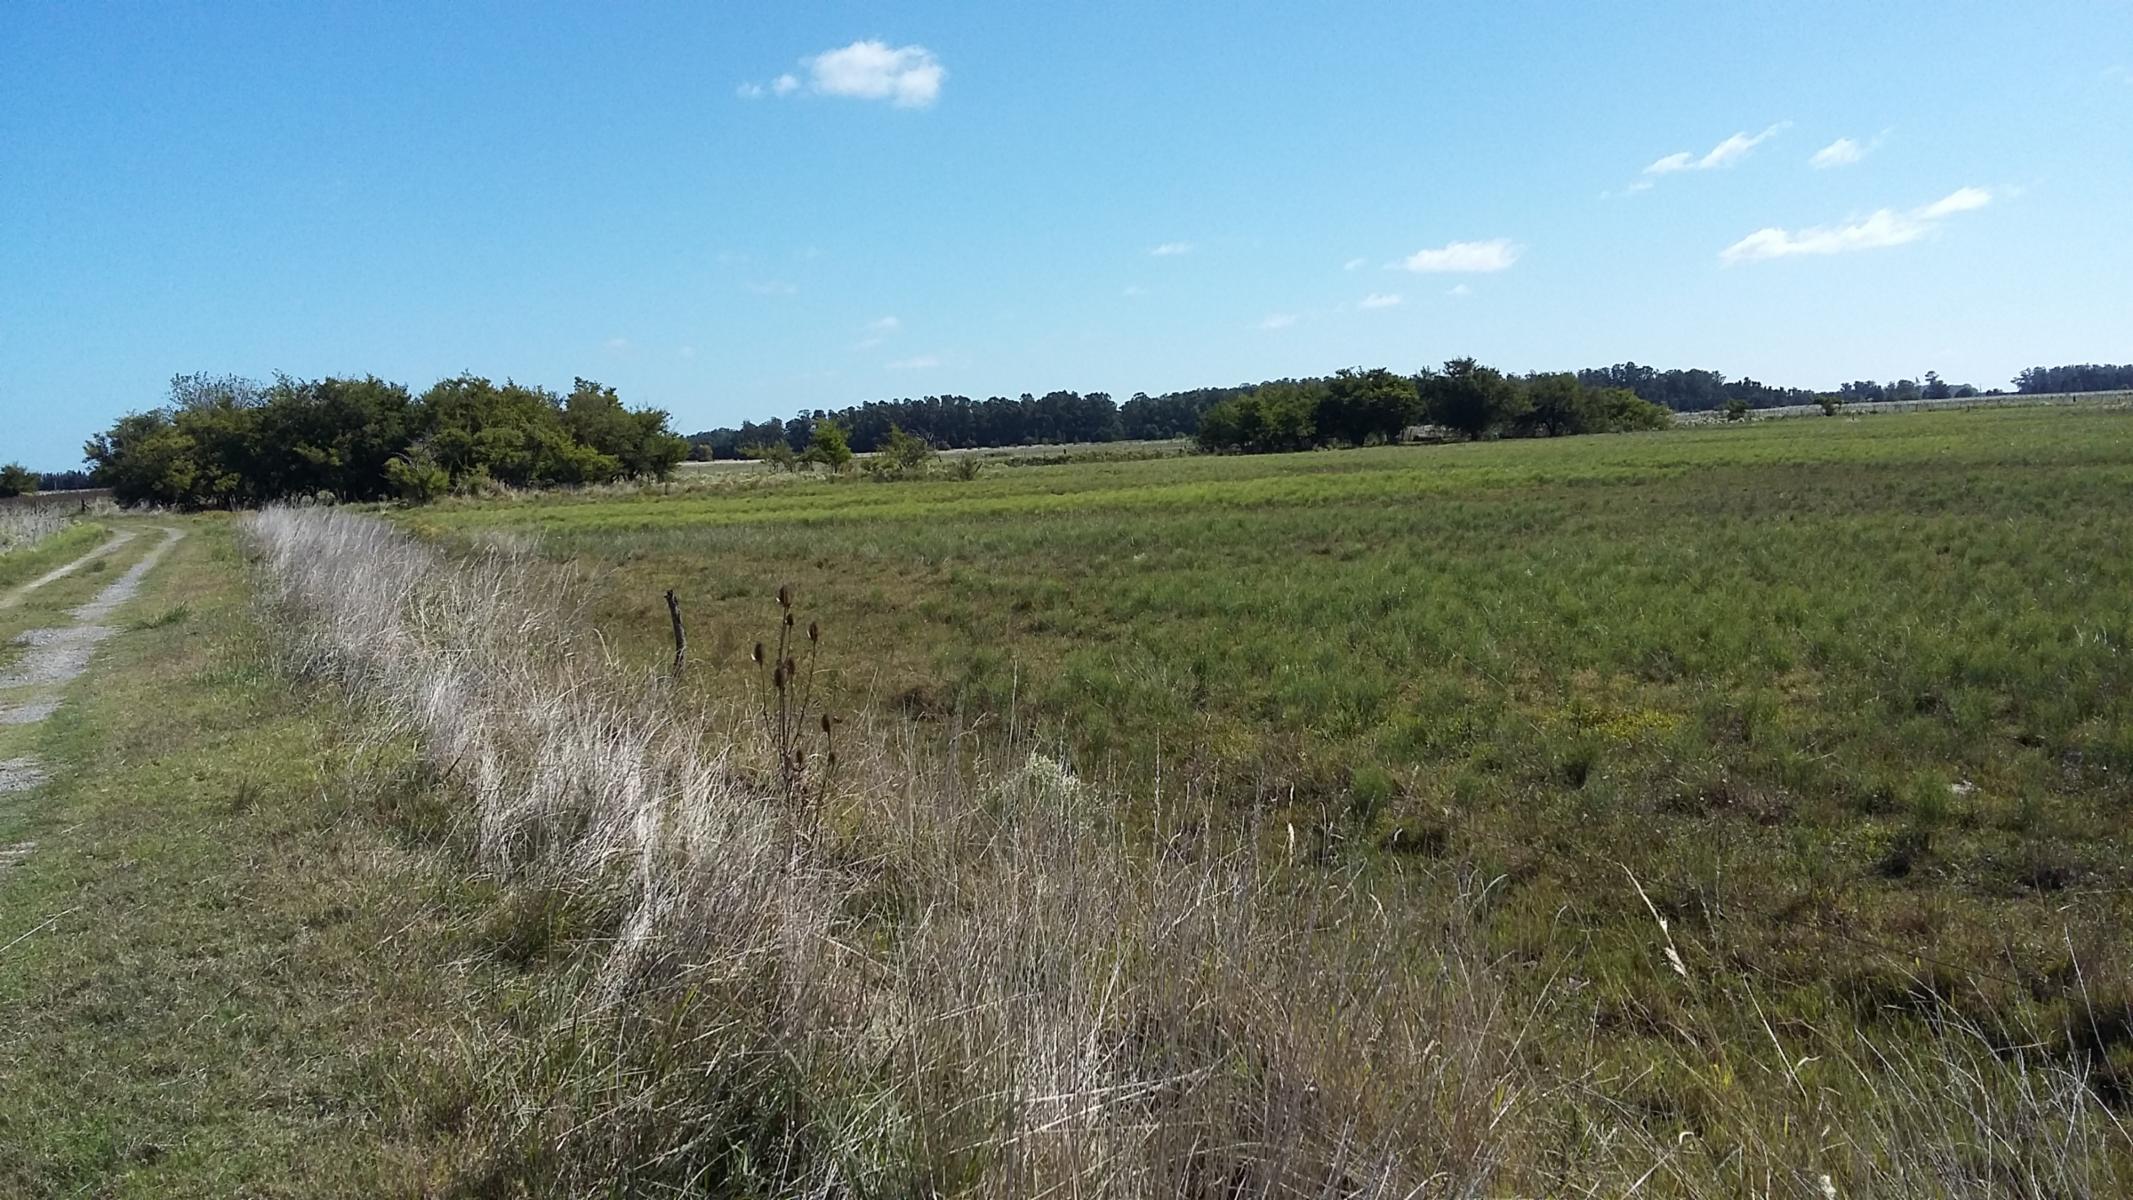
<box><xmin>4</xmin><ymin>1</ymin><xmax>2130</xmax><ymax>467</ymax></box>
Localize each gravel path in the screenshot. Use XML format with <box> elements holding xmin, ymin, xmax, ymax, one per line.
<box><xmin>0</xmin><ymin>527</ymin><xmax>136</xmax><ymax>611</ymax></box>
<box><xmin>0</xmin><ymin>526</ymin><xmax>183</xmax><ymax>877</ymax></box>
<box><xmin>0</xmin><ymin>528</ymin><xmax>183</xmax><ymax>716</ymax></box>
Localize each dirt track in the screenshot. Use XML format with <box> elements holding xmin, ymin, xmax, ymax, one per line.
<box><xmin>0</xmin><ymin>526</ymin><xmax>182</xmax><ymax>876</ymax></box>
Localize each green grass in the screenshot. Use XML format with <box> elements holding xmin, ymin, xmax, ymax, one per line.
<box><xmin>412</xmin><ymin>403</ymin><xmax>2133</xmax><ymax>1116</ymax></box>
<box><xmin>0</xmin><ymin>519</ymin><xmax>506</xmax><ymax>1195</ymax></box>
<box><xmin>0</xmin><ymin>521</ymin><xmax>110</xmax><ymax>592</ymax></box>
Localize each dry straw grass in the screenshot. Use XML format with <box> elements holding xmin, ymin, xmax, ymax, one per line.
<box><xmin>242</xmin><ymin>506</ymin><xmax>2132</xmax><ymax>1197</ymax></box>
<box><xmin>0</xmin><ymin>504</ymin><xmax>76</xmax><ymax>554</ymax></box>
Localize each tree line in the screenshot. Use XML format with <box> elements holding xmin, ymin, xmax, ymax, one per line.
<box><xmin>2013</xmin><ymin>364</ymin><xmax>2133</xmax><ymax>395</ymax></box>
<box><xmin>84</xmin><ymin>372</ymin><xmax>688</xmax><ymax>508</ymax></box>
<box><xmin>1193</xmin><ymin>362</ymin><xmax>1674</xmax><ymax>452</ymax></box>
<box><xmin>687</xmin><ymin>391</ymin><xmax>1131</xmax><ymax>459</ymax></box>
<box><xmin>685</xmin><ymin>358</ymin><xmax>2121</xmax><ymax>462</ymax></box>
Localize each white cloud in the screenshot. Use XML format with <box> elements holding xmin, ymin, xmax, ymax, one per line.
<box><xmin>1810</xmin><ymin>136</ymin><xmax>1866</xmax><ymax>169</ymax></box>
<box><xmin>1720</xmin><ymin>186</ymin><xmax>1993</xmax><ymax>264</ymax></box>
<box><xmin>1918</xmin><ymin>185</ymin><xmax>1992</xmax><ymax>219</ymax></box>
<box><xmin>1397</xmin><ymin>238</ymin><xmax>1522</xmax><ymax>273</ymax></box>
<box><xmin>741</xmin><ymin>45</ymin><xmax>940</xmax><ymax>108</ymax></box>
<box><xmin>1343</xmin><ymin>256</ymin><xmax>1368</xmax><ymax>271</ymax></box>
<box><xmin>1446</xmin><ymin>283</ymin><xmax>1472</xmax><ymax>297</ymax></box>
<box><xmin>886</xmin><ymin>354</ymin><xmax>940</xmax><ymax>369</ymax></box>
<box><xmin>1358</xmin><ymin>292</ymin><xmax>1402</xmax><ymax>309</ymax></box>
<box><xmin>603</xmin><ymin>336</ymin><xmax>630</xmax><ymax>352</ymax></box>
<box><xmin>1150</xmin><ymin>241</ymin><xmax>1194</xmax><ymax>257</ymax></box>
<box><xmin>1257</xmin><ymin>313</ymin><xmax>1298</xmax><ymax>330</ymax></box>
<box><xmin>1645</xmin><ymin>123</ymin><xmax>1789</xmax><ymax>175</ymax></box>
<box><xmin>805</xmin><ymin>41</ymin><xmax>943</xmax><ymax>108</ymax></box>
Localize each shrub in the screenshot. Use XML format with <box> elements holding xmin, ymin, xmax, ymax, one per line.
<box><xmin>802</xmin><ymin>419</ymin><xmax>853</xmax><ymax>471</ymax></box>
<box><xmin>872</xmin><ymin>425</ymin><xmax>936</xmax><ymax>479</ymax></box>
<box><xmin>384</xmin><ymin>454</ymin><xmax>450</xmax><ymax>504</ymax></box>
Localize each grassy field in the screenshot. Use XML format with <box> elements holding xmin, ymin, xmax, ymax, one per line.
<box><xmin>410</xmin><ymin>404</ymin><xmax>2133</xmax><ymax>1153</ymax></box>
<box><xmin>11</xmin><ymin>405</ymin><xmax>2133</xmax><ymax>1193</ymax></box>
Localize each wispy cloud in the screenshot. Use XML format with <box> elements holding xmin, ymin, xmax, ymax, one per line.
<box><xmin>747</xmin><ymin>280</ymin><xmax>799</xmax><ymax>296</ymax></box>
<box><xmin>1257</xmin><ymin>313</ymin><xmax>1298</xmax><ymax>330</ymax></box>
<box><xmin>1357</xmin><ymin>292</ymin><xmax>1402</xmax><ymax>309</ymax></box>
<box><xmin>1809</xmin><ymin>136</ymin><xmax>1867</xmax><ymax>169</ymax></box>
<box><xmin>1121</xmin><ymin>284</ymin><xmax>1146</xmax><ymax>297</ymax></box>
<box><xmin>1644</xmin><ymin>122</ymin><xmax>1790</xmax><ymax>176</ymax></box>
<box><xmin>741</xmin><ymin>41</ymin><xmax>944</xmax><ymax>108</ymax></box>
<box><xmin>1343</xmin><ymin>256</ymin><xmax>1368</xmax><ymax>271</ymax></box>
<box><xmin>1396</xmin><ymin>238</ymin><xmax>1521</xmax><ymax>273</ymax></box>
<box><xmin>1446</xmin><ymin>283</ymin><xmax>1472</xmax><ymax>297</ymax></box>
<box><xmin>1150</xmin><ymin>241</ymin><xmax>1194</xmax><ymax>257</ymax></box>
<box><xmin>602</xmin><ymin>336</ymin><xmax>630</xmax><ymax>352</ymax></box>
<box><xmin>1721</xmin><ymin>186</ymin><xmax>1994</xmax><ymax>264</ymax></box>
<box><xmin>886</xmin><ymin>354</ymin><xmax>940</xmax><ymax>369</ymax></box>
<box><xmin>852</xmin><ymin>315</ymin><xmax>902</xmax><ymax>350</ymax></box>
<box><xmin>1917</xmin><ymin>185</ymin><xmax>1991</xmax><ymax>219</ymax></box>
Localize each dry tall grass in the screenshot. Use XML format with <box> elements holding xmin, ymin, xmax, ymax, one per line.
<box><xmin>0</xmin><ymin>504</ymin><xmax>74</xmax><ymax>554</ymax></box>
<box><xmin>242</xmin><ymin>506</ymin><xmax>2132</xmax><ymax>1197</ymax></box>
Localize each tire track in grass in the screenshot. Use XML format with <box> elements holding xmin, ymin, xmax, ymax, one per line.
<box><xmin>0</xmin><ymin>527</ymin><xmax>135</xmax><ymax>611</ymax></box>
<box><xmin>0</xmin><ymin>527</ymin><xmax>182</xmax><ymax>878</ymax></box>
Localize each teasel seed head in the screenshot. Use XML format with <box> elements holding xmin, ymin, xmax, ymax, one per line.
<box><xmin>752</xmin><ymin>642</ymin><xmax>764</xmax><ymax>664</ymax></box>
<box><xmin>819</xmin><ymin>713</ymin><xmax>832</xmax><ymax>734</ymax></box>
<box><xmin>773</xmin><ymin>664</ymin><xmax>786</xmax><ymax>691</ymax></box>
<box><xmin>777</xmin><ymin>584</ymin><xmax>792</xmax><ymax>609</ymax></box>
<box><xmin>808</xmin><ymin>620</ymin><xmax>819</xmax><ymax>643</ymax></box>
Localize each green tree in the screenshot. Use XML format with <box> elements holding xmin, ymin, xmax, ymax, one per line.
<box><xmin>803</xmin><ymin>419</ymin><xmax>854</xmax><ymax>470</ymax></box>
<box><xmin>1817</xmin><ymin>394</ymin><xmax>1843</xmax><ymax>417</ymax></box>
<box><xmin>1420</xmin><ymin>358</ymin><xmax>1523</xmax><ymax>440</ymax></box>
<box><xmin>1317</xmin><ymin>368</ymin><xmax>1420</xmax><ymax>446</ymax></box>
<box><xmin>86</xmin><ymin>411</ymin><xmax>202</xmax><ymax>507</ymax></box>
<box><xmin>0</xmin><ymin>463</ymin><xmax>37</xmax><ymax>498</ymax></box>
<box><xmin>1723</xmin><ymin>397</ymin><xmax>1751</xmax><ymax>421</ymax></box>
<box><xmin>1517</xmin><ymin>373</ymin><xmax>1592</xmax><ymax>437</ymax></box>
<box><xmin>1196</xmin><ymin>383</ymin><xmax>1319</xmax><ymax>453</ymax></box>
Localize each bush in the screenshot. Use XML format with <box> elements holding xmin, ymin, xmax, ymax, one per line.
<box><xmin>803</xmin><ymin>419</ymin><xmax>853</xmax><ymax>471</ymax></box>
<box><xmin>874</xmin><ymin>425</ymin><xmax>936</xmax><ymax>478</ymax></box>
<box><xmin>384</xmin><ymin>454</ymin><xmax>450</xmax><ymax>505</ymax></box>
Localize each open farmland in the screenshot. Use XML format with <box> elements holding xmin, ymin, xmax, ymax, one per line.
<box><xmin>383</xmin><ymin>402</ymin><xmax>2133</xmax><ymax>1186</ymax></box>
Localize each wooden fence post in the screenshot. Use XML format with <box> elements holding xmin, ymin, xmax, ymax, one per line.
<box><xmin>664</xmin><ymin>589</ymin><xmax>686</xmax><ymax>677</ymax></box>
